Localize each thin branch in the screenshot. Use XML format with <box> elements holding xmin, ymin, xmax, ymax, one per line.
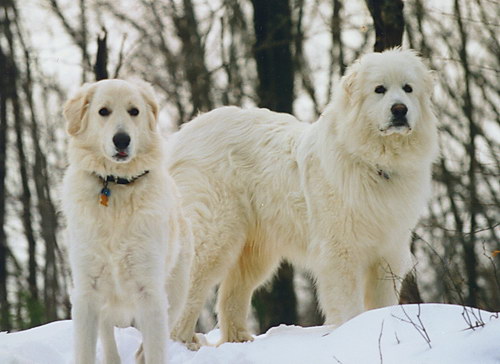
<box><xmin>378</xmin><ymin>320</ymin><xmax>385</xmax><ymax>364</ymax></box>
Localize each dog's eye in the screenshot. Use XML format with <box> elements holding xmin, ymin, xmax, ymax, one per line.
<box><xmin>128</xmin><ymin>108</ymin><xmax>139</xmax><ymax>116</ymax></box>
<box><xmin>403</xmin><ymin>84</ymin><xmax>413</xmax><ymax>93</ymax></box>
<box><xmin>99</xmin><ymin>107</ymin><xmax>111</xmax><ymax>117</ymax></box>
<box><xmin>374</xmin><ymin>85</ymin><xmax>386</xmax><ymax>94</ymax></box>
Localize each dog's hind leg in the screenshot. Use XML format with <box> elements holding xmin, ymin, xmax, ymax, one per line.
<box><xmin>170</xmin><ymin>269</ymin><xmax>215</xmax><ymax>350</ymax></box>
<box><xmin>166</xmin><ymin>217</ymin><xmax>194</xmax><ymax>330</ymax></box>
<box><xmin>99</xmin><ymin>318</ymin><xmax>120</xmax><ymax>364</ymax></box>
<box><xmin>172</xmin><ymin>221</ymin><xmax>247</xmax><ymax>350</ymax></box>
<box><xmin>217</xmin><ymin>241</ymin><xmax>281</xmax><ymax>344</ymax></box>
<box><xmin>171</xmin><ymin>243</ymin><xmax>235</xmax><ymax>350</ymax></box>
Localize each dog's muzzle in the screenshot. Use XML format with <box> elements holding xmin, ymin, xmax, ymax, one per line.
<box><xmin>113</xmin><ymin>132</ymin><xmax>131</xmax><ymax>160</ymax></box>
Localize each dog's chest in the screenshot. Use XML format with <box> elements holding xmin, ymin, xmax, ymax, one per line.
<box><xmin>75</xmin><ymin>224</ymin><xmax>164</xmax><ymax>313</ymax></box>
<box><xmin>67</xmin><ymin>177</ymin><xmax>168</xmax><ymax>296</ymax></box>
<box><xmin>93</xmin><ymin>249</ymin><xmax>143</xmax><ymax>300</ymax></box>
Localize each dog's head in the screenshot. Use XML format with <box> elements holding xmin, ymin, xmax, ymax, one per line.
<box><xmin>340</xmin><ymin>48</ymin><xmax>434</xmax><ymax>137</ymax></box>
<box><xmin>63</xmin><ymin>79</ymin><xmax>159</xmax><ymax>164</ymax></box>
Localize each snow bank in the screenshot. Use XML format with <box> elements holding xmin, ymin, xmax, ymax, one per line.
<box><xmin>1</xmin><ymin>304</ymin><xmax>499</xmax><ymax>364</ymax></box>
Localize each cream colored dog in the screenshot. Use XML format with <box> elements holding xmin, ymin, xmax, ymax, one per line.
<box><xmin>168</xmin><ymin>49</ymin><xmax>438</xmax><ymax>348</ymax></box>
<box><xmin>61</xmin><ymin>79</ymin><xmax>193</xmax><ymax>364</ymax></box>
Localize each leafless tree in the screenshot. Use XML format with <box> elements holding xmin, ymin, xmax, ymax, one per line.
<box><xmin>0</xmin><ymin>0</ymin><xmax>68</xmax><ymax>329</ymax></box>
<box><xmin>250</xmin><ymin>0</ymin><xmax>298</xmax><ymax>333</ymax></box>
<box><xmin>0</xmin><ymin>40</ymin><xmax>11</xmax><ymax>331</ymax></box>
<box><xmin>405</xmin><ymin>0</ymin><xmax>500</xmax><ymax>310</ymax></box>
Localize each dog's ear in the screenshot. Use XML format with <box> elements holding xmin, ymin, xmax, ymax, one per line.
<box><xmin>63</xmin><ymin>83</ymin><xmax>96</xmax><ymax>136</ymax></box>
<box><xmin>423</xmin><ymin>69</ymin><xmax>435</xmax><ymax>95</ymax></box>
<box><xmin>341</xmin><ymin>64</ymin><xmax>359</xmax><ymax>99</ymax></box>
<box><xmin>131</xmin><ymin>79</ymin><xmax>159</xmax><ymax>131</ymax></box>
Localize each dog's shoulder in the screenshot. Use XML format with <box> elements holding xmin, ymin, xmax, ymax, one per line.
<box><xmin>61</xmin><ymin>166</ymin><xmax>100</xmax><ymax>208</ymax></box>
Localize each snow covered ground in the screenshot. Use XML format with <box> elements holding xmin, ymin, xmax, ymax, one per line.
<box><xmin>1</xmin><ymin>304</ymin><xmax>499</xmax><ymax>364</ymax></box>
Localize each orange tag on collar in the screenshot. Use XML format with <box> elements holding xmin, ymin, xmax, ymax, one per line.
<box><xmin>100</xmin><ymin>194</ymin><xmax>109</xmax><ymax>206</ymax></box>
<box><xmin>100</xmin><ymin>187</ymin><xmax>111</xmax><ymax>206</ymax></box>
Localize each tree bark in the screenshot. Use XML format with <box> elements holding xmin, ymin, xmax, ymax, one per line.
<box><xmin>251</xmin><ymin>0</ymin><xmax>294</xmax><ymax>113</ymax></box>
<box><xmin>4</xmin><ymin>2</ymin><xmax>41</xmax><ymax>310</ymax></box>
<box><xmin>250</xmin><ymin>0</ymin><xmax>298</xmax><ymax>333</ymax></box>
<box><xmin>331</xmin><ymin>0</ymin><xmax>345</xmax><ymax>75</ymax></box>
<box><xmin>454</xmin><ymin>0</ymin><xmax>478</xmax><ymax>307</ymax></box>
<box><xmin>18</xmin><ymin>24</ymin><xmax>60</xmax><ymax>324</ymax></box>
<box><xmin>365</xmin><ymin>0</ymin><xmax>405</xmax><ymax>52</ymax></box>
<box><xmin>253</xmin><ymin>262</ymin><xmax>298</xmax><ymax>332</ymax></box>
<box><xmin>220</xmin><ymin>0</ymin><xmax>248</xmax><ymax>106</ymax></box>
<box><xmin>94</xmin><ymin>29</ymin><xmax>109</xmax><ymax>81</ymax></box>
<box><xmin>294</xmin><ymin>0</ymin><xmax>319</xmax><ymax>116</ymax></box>
<box><xmin>170</xmin><ymin>0</ymin><xmax>213</xmax><ymax>118</ymax></box>
<box><xmin>0</xmin><ymin>42</ymin><xmax>11</xmax><ymax>331</ymax></box>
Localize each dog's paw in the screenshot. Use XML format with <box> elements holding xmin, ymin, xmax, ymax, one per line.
<box><xmin>185</xmin><ymin>340</ymin><xmax>202</xmax><ymax>351</ymax></box>
<box><xmin>220</xmin><ymin>328</ymin><xmax>254</xmax><ymax>345</ymax></box>
<box><xmin>172</xmin><ymin>332</ymin><xmax>204</xmax><ymax>351</ymax></box>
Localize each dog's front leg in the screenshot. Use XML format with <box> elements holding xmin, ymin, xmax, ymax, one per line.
<box><xmin>312</xmin><ymin>246</ymin><xmax>365</xmax><ymax>327</ymax></box>
<box><xmin>100</xmin><ymin>316</ymin><xmax>120</xmax><ymax>364</ymax></box>
<box><xmin>136</xmin><ymin>294</ymin><xmax>168</xmax><ymax>364</ymax></box>
<box><xmin>73</xmin><ymin>294</ymin><xmax>99</xmax><ymax>364</ymax></box>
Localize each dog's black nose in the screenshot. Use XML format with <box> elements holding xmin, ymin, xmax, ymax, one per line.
<box><xmin>391</xmin><ymin>103</ymin><xmax>408</xmax><ymax>117</ymax></box>
<box><xmin>113</xmin><ymin>132</ymin><xmax>131</xmax><ymax>150</ymax></box>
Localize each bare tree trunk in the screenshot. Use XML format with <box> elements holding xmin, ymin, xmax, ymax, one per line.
<box><xmin>169</xmin><ymin>0</ymin><xmax>213</xmax><ymax>118</ymax></box>
<box><xmin>8</xmin><ymin>3</ymin><xmax>62</xmax><ymax>324</ymax></box>
<box><xmin>221</xmin><ymin>0</ymin><xmax>249</xmax><ymax>106</ymax></box>
<box><xmin>0</xmin><ymin>42</ymin><xmax>11</xmax><ymax>331</ymax></box>
<box><xmin>253</xmin><ymin>262</ymin><xmax>298</xmax><ymax>332</ymax></box>
<box><xmin>327</xmin><ymin>0</ymin><xmax>345</xmax><ymax>103</ymax></box>
<box><xmin>251</xmin><ymin>0</ymin><xmax>298</xmax><ymax>333</ymax></box>
<box><xmin>251</xmin><ymin>0</ymin><xmax>294</xmax><ymax>113</ymax></box>
<box><xmin>365</xmin><ymin>0</ymin><xmax>405</xmax><ymax>52</ymax></box>
<box><xmin>293</xmin><ymin>0</ymin><xmax>319</xmax><ymax>116</ymax></box>
<box><xmin>454</xmin><ymin>0</ymin><xmax>478</xmax><ymax>307</ymax></box>
<box><xmin>4</xmin><ymin>3</ymin><xmax>42</xmax><ymax>316</ymax></box>
<box><xmin>79</xmin><ymin>0</ymin><xmax>89</xmax><ymax>81</ymax></box>
<box><xmin>19</xmin><ymin>30</ymin><xmax>60</xmax><ymax>324</ymax></box>
<box><xmin>94</xmin><ymin>28</ymin><xmax>109</xmax><ymax>81</ymax></box>
<box><xmin>331</xmin><ymin>0</ymin><xmax>345</xmax><ymax>75</ymax></box>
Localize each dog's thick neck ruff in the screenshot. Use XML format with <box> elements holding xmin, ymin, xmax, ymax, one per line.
<box><xmin>96</xmin><ymin>171</ymin><xmax>150</xmax><ymax>206</ymax></box>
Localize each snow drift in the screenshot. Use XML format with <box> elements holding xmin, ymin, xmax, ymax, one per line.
<box><xmin>1</xmin><ymin>304</ymin><xmax>499</xmax><ymax>364</ymax></box>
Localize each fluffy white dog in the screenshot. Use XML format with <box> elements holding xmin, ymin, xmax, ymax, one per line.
<box><xmin>168</xmin><ymin>48</ymin><xmax>439</xmax><ymax>348</ymax></box>
<box><xmin>61</xmin><ymin>79</ymin><xmax>193</xmax><ymax>364</ymax></box>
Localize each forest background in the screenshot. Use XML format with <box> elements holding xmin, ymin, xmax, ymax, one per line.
<box><xmin>0</xmin><ymin>0</ymin><xmax>498</xmax><ymax>334</ymax></box>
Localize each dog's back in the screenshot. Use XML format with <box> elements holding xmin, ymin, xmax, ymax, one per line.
<box><xmin>167</xmin><ymin>106</ymin><xmax>310</xmax><ymax>261</ymax></box>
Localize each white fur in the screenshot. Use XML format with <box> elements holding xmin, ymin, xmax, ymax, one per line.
<box><xmin>168</xmin><ymin>49</ymin><xmax>439</xmax><ymax>348</ymax></box>
<box><xmin>61</xmin><ymin>79</ymin><xmax>193</xmax><ymax>364</ymax></box>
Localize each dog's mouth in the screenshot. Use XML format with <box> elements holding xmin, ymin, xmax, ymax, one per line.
<box><xmin>391</xmin><ymin>116</ymin><xmax>408</xmax><ymax>128</ymax></box>
<box><xmin>113</xmin><ymin>149</ymin><xmax>130</xmax><ymax>161</ymax></box>
<box><xmin>379</xmin><ymin>118</ymin><xmax>413</xmax><ymax>136</ymax></box>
